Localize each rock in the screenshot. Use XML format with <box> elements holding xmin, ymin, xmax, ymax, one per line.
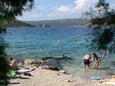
<box><xmin>24</xmin><ymin>59</ymin><xmax>41</xmax><ymax>66</ymax></box>
<box><xmin>111</xmin><ymin>61</ymin><xmax>115</xmax><ymax>65</ymax></box>
<box><xmin>67</xmin><ymin>80</ymin><xmax>73</xmax><ymax>83</ymax></box>
<box><xmin>54</xmin><ymin>56</ymin><xmax>65</xmax><ymax>60</ymax></box>
<box><xmin>42</xmin><ymin>57</ymin><xmax>54</xmax><ymax>61</ymax></box>
<box><xmin>42</xmin><ymin>55</ymin><xmax>73</xmax><ymax>62</ymax></box>
<box><xmin>17</xmin><ymin>62</ymin><xmax>23</xmax><ymax>67</ymax></box>
<box><xmin>41</xmin><ymin>58</ymin><xmax>62</xmax><ymax>70</ymax></box>
<box><xmin>32</xmin><ymin>60</ymin><xmax>41</xmax><ymax>64</ymax></box>
<box><xmin>57</xmin><ymin>73</ymin><xmax>60</xmax><ymax>76</ymax></box>
<box><xmin>41</xmin><ymin>55</ymin><xmax>73</xmax><ymax>71</ymax></box>
<box><xmin>24</xmin><ymin>59</ymin><xmax>32</xmax><ymax>64</ymax></box>
<box><xmin>59</xmin><ymin>70</ymin><xmax>66</xmax><ymax>74</ymax></box>
<box><xmin>112</xmin><ymin>75</ymin><xmax>115</xmax><ymax>78</ymax></box>
<box><xmin>54</xmin><ymin>55</ymin><xmax>73</xmax><ymax>61</ymax></box>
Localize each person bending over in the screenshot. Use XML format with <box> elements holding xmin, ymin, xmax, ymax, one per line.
<box><xmin>83</xmin><ymin>54</ymin><xmax>91</xmax><ymax>70</ymax></box>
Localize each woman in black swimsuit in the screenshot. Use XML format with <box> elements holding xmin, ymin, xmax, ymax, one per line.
<box><xmin>92</xmin><ymin>53</ymin><xmax>101</xmax><ymax>69</ymax></box>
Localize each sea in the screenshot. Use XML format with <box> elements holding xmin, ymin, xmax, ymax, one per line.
<box><xmin>1</xmin><ymin>27</ymin><xmax>115</xmax><ymax>79</ymax></box>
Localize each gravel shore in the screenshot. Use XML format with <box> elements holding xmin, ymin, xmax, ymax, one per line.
<box><xmin>8</xmin><ymin>67</ymin><xmax>104</xmax><ymax>86</ymax></box>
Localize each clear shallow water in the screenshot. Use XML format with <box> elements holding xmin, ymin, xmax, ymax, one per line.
<box><xmin>6</xmin><ymin>27</ymin><xmax>91</xmax><ymax>58</ymax></box>
<box><xmin>2</xmin><ymin>27</ymin><xmax>115</xmax><ymax>78</ymax></box>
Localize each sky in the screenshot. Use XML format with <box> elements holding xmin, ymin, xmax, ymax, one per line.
<box><xmin>16</xmin><ymin>0</ymin><xmax>115</xmax><ymax>21</ymax></box>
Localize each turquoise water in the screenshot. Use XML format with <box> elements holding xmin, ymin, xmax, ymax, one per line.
<box><xmin>2</xmin><ymin>27</ymin><xmax>115</xmax><ymax>77</ymax></box>
<box><xmin>6</xmin><ymin>27</ymin><xmax>92</xmax><ymax>58</ymax></box>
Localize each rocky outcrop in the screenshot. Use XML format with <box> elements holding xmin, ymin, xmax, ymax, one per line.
<box><xmin>41</xmin><ymin>55</ymin><xmax>73</xmax><ymax>70</ymax></box>
<box><xmin>41</xmin><ymin>58</ymin><xmax>62</xmax><ymax>70</ymax></box>
<box><xmin>10</xmin><ymin>55</ymin><xmax>73</xmax><ymax>71</ymax></box>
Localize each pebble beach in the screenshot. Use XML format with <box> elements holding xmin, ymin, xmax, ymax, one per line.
<box><xmin>9</xmin><ymin>67</ymin><xmax>103</xmax><ymax>86</ymax></box>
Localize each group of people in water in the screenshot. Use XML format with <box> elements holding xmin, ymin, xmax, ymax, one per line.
<box><xmin>83</xmin><ymin>53</ymin><xmax>101</xmax><ymax>70</ymax></box>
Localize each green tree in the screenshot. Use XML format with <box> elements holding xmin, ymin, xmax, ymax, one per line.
<box><xmin>85</xmin><ymin>0</ymin><xmax>115</xmax><ymax>26</ymax></box>
<box><xmin>0</xmin><ymin>0</ymin><xmax>34</xmax><ymax>85</ymax></box>
<box><xmin>0</xmin><ymin>37</ymin><xmax>9</xmax><ymax>85</ymax></box>
<box><xmin>0</xmin><ymin>0</ymin><xmax>34</xmax><ymax>27</ymax></box>
<box><xmin>84</xmin><ymin>0</ymin><xmax>115</xmax><ymax>53</ymax></box>
<box><xmin>95</xmin><ymin>0</ymin><xmax>109</xmax><ymax>13</ymax></box>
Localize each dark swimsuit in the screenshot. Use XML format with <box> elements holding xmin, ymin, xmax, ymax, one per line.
<box><xmin>83</xmin><ymin>59</ymin><xmax>90</xmax><ymax>65</ymax></box>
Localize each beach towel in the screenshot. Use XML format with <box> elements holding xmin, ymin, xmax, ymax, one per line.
<box><xmin>17</xmin><ymin>68</ymin><xmax>34</xmax><ymax>73</ymax></box>
<box><xmin>17</xmin><ymin>69</ymin><xmax>30</xmax><ymax>73</ymax></box>
<box><xmin>91</xmin><ymin>76</ymin><xmax>101</xmax><ymax>80</ymax></box>
<box><xmin>7</xmin><ymin>70</ymin><xmax>16</xmax><ymax>77</ymax></box>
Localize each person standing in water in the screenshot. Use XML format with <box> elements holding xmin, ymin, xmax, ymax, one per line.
<box><xmin>92</xmin><ymin>53</ymin><xmax>101</xmax><ymax>69</ymax></box>
<box><xmin>83</xmin><ymin>54</ymin><xmax>92</xmax><ymax>70</ymax></box>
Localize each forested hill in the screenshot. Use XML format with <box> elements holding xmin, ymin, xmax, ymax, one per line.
<box><xmin>23</xmin><ymin>18</ymin><xmax>89</xmax><ymax>27</ymax></box>
<box><xmin>6</xmin><ymin>19</ymin><xmax>34</xmax><ymax>27</ymax></box>
<box><xmin>6</xmin><ymin>18</ymin><xmax>89</xmax><ymax>27</ymax></box>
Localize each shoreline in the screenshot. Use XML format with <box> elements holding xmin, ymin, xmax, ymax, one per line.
<box><xmin>8</xmin><ymin>67</ymin><xmax>103</xmax><ymax>86</ymax></box>
<box><xmin>8</xmin><ymin>58</ymin><xmax>113</xmax><ymax>86</ymax></box>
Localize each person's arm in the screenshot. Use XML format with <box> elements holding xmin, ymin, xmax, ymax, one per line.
<box><xmin>90</xmin><ymin>56</ymin><xmax>94</xmax><ymax>62</ymax></box>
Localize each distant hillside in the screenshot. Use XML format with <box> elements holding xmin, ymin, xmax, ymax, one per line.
<box><xmin>6</xmin><ymin>19</ymin><xmax>34</xmax><ymax>27</ymax></box>
<box><xmin>23</xmin><ymin>18</ymin><xmax>89</xmax><ymax>27</ymax></box>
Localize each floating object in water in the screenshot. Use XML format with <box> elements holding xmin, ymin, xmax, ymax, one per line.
<box><xmin>91</xmin><ymin>76</ymin><xmax>101</xmax><ymax>80</ymax></box>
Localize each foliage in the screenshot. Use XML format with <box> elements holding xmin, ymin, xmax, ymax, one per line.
<box><xmin>0</xmin><ymin>0</ymin><xmax>34</xmax><ymax>27</ymax></box>
<box><xmin>0</xmin><ymin>0</ymin><xmax>34</xmax><ymax>17</ymax></box>
<box><xmin>85</xmin><ymin>0</ymin><xmax>115</xmax><ymax>26</ymax></box>
<box><xmin>0</xmin><ymin>36</ymin><xmax>10</xmax><ymax>85</ymax></box>
<box><xmin>90</xmin><ymin>27</ymin><xmax>115</xmax><ymax>53</ymax></box>
<box><xmin>0</xmin><ymin>0</ymin><xmax>34</xmax><ymax>85</ymax></box>
<box><xmin>84</xmin><ymin>0</ymin><xmax>115</xmax><ymax>53</ymax></box>
<box><xmin>95</xmin><ymin>0</ymin><xmax>109</xmax><ymax>9</ymax></box>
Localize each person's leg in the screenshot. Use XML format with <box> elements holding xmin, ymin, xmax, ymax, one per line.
<box><xmin>93</xmin><ymin>63</ymin><xmax>96</xmax><ymax>69</ymax></box>
<box><xmin>86</xmin><ymin>60</ymin><xmax>90</xmax><ymax>69</ymax></box>
<box><xmin>88</xmin><ymin>63</ymin><xmax>90</xmax><ymax>68</ymax></box>
<box><xmin>83</xmin><ymin>60</ymin><xmax>87</xmax><ymax>70</ymax></box>
<box><xmin>84</xmin><ymin>64</ymin><xmax>87</xmax><ymax>69</ymax></box>
<box><xmin>95</xmin><ymin>62</ymin><xmax>99</xmax><ymax>69</ymax></box>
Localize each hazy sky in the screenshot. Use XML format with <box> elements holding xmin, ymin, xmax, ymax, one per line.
<box><xmin>16</xmin><ymin>0</ymin><xmax>115</xmax><ymax>21</ymax></box>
